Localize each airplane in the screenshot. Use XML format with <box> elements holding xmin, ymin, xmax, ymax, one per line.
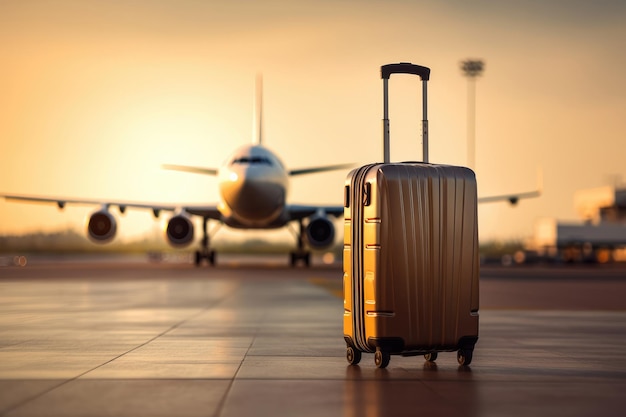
<box><xmin>1</xmin><ymin>75</ymin><xmax>354</xmax><ymax>267</ymax></box>
<box><xmin>1</xmin><ymin>76</ymin><xmax>541</xmax><ymax>267</ymax></box>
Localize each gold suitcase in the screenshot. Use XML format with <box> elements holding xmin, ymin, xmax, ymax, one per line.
<box><xmin>343</xmin><ymin>64</ymin><xmax>479</xmax><ymax>368</ymax></box>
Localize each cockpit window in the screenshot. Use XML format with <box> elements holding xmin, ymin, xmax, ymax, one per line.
<box><xmin>232</xmin><ymin>156</ymin><xmax>273</xmax><ymax>165</ymax></box>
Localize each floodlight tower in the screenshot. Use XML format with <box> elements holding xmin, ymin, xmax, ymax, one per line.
<box><xmin>461</xmin><ymin>59</ymin><xmax>484</xmax><ymax>170</ymax></box>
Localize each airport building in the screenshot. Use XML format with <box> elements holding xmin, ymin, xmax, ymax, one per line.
<box><xmin>530</xmin><ymin>186</ymin><xmax>626</xmax><ymax>263</ymax></box>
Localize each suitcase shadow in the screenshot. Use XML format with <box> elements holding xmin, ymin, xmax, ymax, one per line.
<box><xmin>343</xmin><ymin>362</ymin><xmax>479</xmax><ymax>417</ymax></box>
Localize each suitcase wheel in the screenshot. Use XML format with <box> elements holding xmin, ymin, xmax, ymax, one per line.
<box><xmin>346</xmin><ymin>346</ymin><xmax>362</xmax><ymax>365</ymax></box>
<box><xmin>424</xmin><ymin>352</ymin><xmax>438</xmax><ymax>362</ymax></box>
<box><xmin>457</xmin><ymin>349</ymin><xmax>473</xmax><ymax>366</ymax></box>
<box><xmin>374</xmin><ymin>348</ymin><xmax>390</xmax><ymax>369</ymax></box>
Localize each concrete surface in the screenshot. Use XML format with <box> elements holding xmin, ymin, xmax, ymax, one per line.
<box><xmin>0</xmin><ymin>260</ymin><xmax>625</xmax><ymax>416</ymax></box>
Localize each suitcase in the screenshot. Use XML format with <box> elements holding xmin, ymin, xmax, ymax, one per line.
<box><xmin>343</xmin><ymin>63</ymin><xmax>479</xmax><ymax>368</ymax></box>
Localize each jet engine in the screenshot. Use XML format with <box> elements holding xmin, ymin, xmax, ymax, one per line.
<box><xmin>166</xmin><ymin>213</ymin><xmax>194</xmax><ymax>247</ymax></box>
<box><xmin>87</xmin><ymin>208</ymin><xmax>117</xmax><ymax>243</ymax></box>
<box><xmin>305</xmin><ymin>216</ymin><xmax>335</xmax><ymax>249</ymax></box>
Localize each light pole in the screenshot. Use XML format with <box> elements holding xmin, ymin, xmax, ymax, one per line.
<box><xmin>461</xmin><ymin>59</ymin><xmax>484</xmax><ymax>170</ymax></box>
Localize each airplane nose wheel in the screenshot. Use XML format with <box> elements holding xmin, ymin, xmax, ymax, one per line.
<box><xmin>290</xmin><ymin>251</ymin><xmax>310</xmax><ymax>267</ymax></box>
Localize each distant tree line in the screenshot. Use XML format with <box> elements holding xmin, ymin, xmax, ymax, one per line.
<box><xmin>0</xmin><ymin>229</ymin><xmax>345</xmax><ymax>255</ymax></box>
<box><xmin>0</xmin><ymin>228</ymin><xmax>520</xmax><ymax>257</ymax></box>
<box><xmin>0</xmin><ymin>229</ymin><xmax>168</xmax><ymax>254</ymax></box>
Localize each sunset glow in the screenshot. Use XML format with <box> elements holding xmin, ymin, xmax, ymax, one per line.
<box><xmin>1</xmin><ymin>1</ymin><xmax>625</xmax><ymax>242</ymax></box>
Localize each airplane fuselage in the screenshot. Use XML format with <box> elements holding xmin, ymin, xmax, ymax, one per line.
<box><xmin>217</xmin><ymin>144</ymin><xmax>289</xmax><ymax>228</ymax></box>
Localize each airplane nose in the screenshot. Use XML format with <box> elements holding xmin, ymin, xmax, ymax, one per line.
<box><xmin>220</xmin><ymin>166</ymin><xmax>285</xmax><ymax>223</ymax></box>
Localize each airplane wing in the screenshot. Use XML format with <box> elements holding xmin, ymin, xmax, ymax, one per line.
<box><xmin>1</xmin><ymin>193</ymin><xmax>222</xmax><ymax>220</ymax></box>
<box><xmin>1</xmin><ymin>192</ymin><xmax>344</xmax><ymax>221</ymax></box>
<box><xmin>289</xmin><ymin>163</ymin><xmax>355</xmax><ymax>176</ymax></box>
<box><xmin>477</xmin><ymin>168</ymin><xmax>543</xmax><ymax>205</ymax></box>
<box><xmin>287</xmin><ymin>191</ymin><xmax>542</xmax><ymax>217</ymax></box>
<box><xmin>475</xmin><ymin>166</ymin><xmax>544</xmax><ymax>206</ymax></box>
<box><xmin>163</xmin><ymin>162</ymin><xmax>355</xmax><ymax>177</ymax></box>
<box><xmin>183</xmin><ymin>206</ymin><xmax>222</xmax><ymax>219</ymax></box>
<box><xmin>287</xmin><ymin>204</ymin><xmax>345</xmax><ymax>220</ymax></box>
<box><xmin>478</xmin><ymin>190</ymin><xmax>541</xmax><ymax>206</ymax></box>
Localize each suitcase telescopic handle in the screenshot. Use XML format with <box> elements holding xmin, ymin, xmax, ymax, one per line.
<box><xmin>381</xmin><ymin>63</ymin><xmax>430</xmax><ymax>164</ymax></box>
<box><xmin>381</xmin><ymin>63</ymin><xmax>430</xmax><ymax>81</ymax></box>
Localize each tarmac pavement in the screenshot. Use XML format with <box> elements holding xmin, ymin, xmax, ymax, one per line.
<box><xmin>0</xmin><ymin>258</ymin><xmax>625</xmax><ymax>417</ymax></box>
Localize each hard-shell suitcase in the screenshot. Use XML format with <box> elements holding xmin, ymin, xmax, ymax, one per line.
<box><xmin>343</xmin><ymin>63</ymin><xmax>479</xmax><ymax>368</ymax></box>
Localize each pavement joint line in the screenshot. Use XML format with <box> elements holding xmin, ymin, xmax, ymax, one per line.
<box><xmin>211</xmin><ymin>308</ymin><xmax>267</xmax><ymax>417</ymax></box>
<box><xmin>0</xmin><ymin>317</ymin><xmax>198</xmax><ymax>417</ymax></box>
<box><xmin>0</xmin><ymin>284</ymin><xmax>243</xmax><ymax>417</ymax></box>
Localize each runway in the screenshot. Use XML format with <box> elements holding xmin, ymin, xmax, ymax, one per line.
<box><xmin>1</xmin><ymin>256</ymin><xmax>625</xmax><ymax>417</ymax></box>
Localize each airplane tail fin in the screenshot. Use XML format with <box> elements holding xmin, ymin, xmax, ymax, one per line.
<box><xmin>253</xmin><ymin>73</ymin><xmax>263</xmax><ymax>145</ymax></box>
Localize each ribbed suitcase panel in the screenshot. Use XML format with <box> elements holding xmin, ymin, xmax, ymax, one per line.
<box><xmin>362</xmin><ymin>164</ymin><xmax>479</xmax><ymax>351</ymax></box>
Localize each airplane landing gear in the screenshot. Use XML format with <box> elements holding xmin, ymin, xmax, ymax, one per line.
<box><xmin>289</xmin><ymin>219</ymin><xmax>311</xmax><ymax>267</ymax></box>
<box><xmin>195</xmin><ymin>248</ymin><xmax>216</xmax><ymax>266</ymax></box>
<box><xmin>195</xmin><ymin>217</ymin><xmax>218</xmax><ymax>266</ymax></box>
<box><xmin>290</xmin><ymin>251</ymin><xmax>310</xmax><ymax>267</ymax></box>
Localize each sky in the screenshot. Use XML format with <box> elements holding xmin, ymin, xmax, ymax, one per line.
<box><xmin>1</xmin><ymin>0</ymin><xmax>625</xmax><ymax>245</ymax></box>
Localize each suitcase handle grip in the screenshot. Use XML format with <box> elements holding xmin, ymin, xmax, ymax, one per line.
<box><xmin>381</xmin><ymin>63</ymin><xmax>430</xmax><ymax>163</ymax></box>
<box><xmin>381</xmin><ymin>63</ymin><xmax>430</xmax><ymax>81</ymax></box>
